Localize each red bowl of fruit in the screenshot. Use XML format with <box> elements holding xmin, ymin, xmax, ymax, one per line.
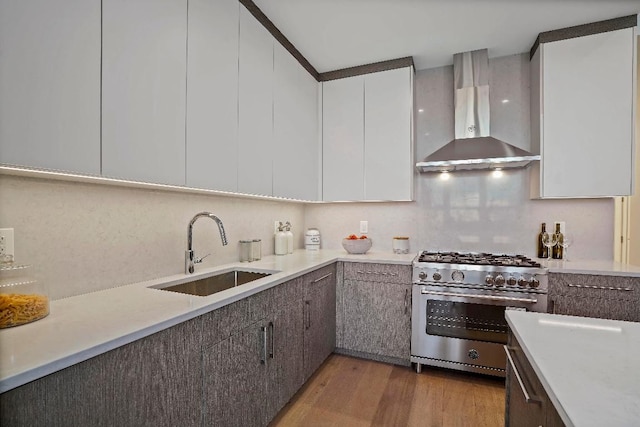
<box><xmin>342</xmin><ymin>235</ymin><xmax>372</xmax><ymax>254</ymax></box>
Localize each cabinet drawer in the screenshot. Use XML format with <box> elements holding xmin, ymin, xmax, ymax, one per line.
<box><xmin>551</xmin><ymin>295</ymin><xmax>639</xmax><ymax>322</ymax></box>
<box><xmin>549</xmin><ymin>273</ymin><xmax>640</xmax><ymax>301</ymax></box>
<box><xmin>201</xmin><ymin>298</ymin><xmax>250</xmax><ymax>348</ymax></box>
<box><xmin>343</xmin><ymin>262</ymin><xmax>411</xmax><ymax>284</ymax></box>
<box><xmin>303</xmin><ymin>264</ymin><xmax>336</xmax><ymax>295</ymax></box>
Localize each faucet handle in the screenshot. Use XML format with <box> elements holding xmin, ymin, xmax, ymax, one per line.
<box><xmin>194</xmin><ymin>253</ymin><xmax>211</xmax><ymax>264</ymax></box>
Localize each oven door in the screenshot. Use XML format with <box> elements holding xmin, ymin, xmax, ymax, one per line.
<box><xmin>411</xmin><ymin>284</ymin><xmax>546</xmax><ymax>375</ymax></box>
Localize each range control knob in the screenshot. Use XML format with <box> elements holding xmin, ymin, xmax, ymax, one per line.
<box><xmin>432</xmin><ymin>272</ymin><xmax>442</xmax><ymax>281</ymax></box>
<box><xmin>518</xmin><ymin>277</ymin><xmax>528</xmax><ymax>287</ymax></box>
<box><xmin>418</xmin><ymin>271</ymin><xmax>427</xmax><ymax>280</ymax></box>
<box><xmin>485</xmin><ymin>275</ymin><xmax>494</xmax><ymax>285</ymax></box>
<box><xmin>507</xmin><ymin>276</ymin><xmax>517</xmax><ymax>286</ymax></box>
<box><xmin>451</xmin><ymin>270</ymin><xmax>465</xmax><ymax>282</ymax></box>
<box><xmin>494</xmin><ymin>274</ymin><xmax>505</xmax><ymax>286</ymax></box>
<box><xmin>529</xmin><ymin>277</ymin><xmax>540</xmax><ymax>288</ymax></box>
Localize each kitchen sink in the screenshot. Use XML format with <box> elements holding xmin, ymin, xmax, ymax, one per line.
<box><xmin>151</xmin><ymin>268</ymin><xmax>275</xmax><ymax>296</ymax></box>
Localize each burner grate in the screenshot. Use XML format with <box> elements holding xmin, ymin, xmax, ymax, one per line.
<box><xmin>417</xmin><ymin>251</ymin><xmax>541</xmax><ymax>268</ymax></box>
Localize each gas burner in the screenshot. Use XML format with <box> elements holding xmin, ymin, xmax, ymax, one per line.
<box><xmin>417</xmin><ymin>251</ymin><xmax>541</xmax><ymax>268</ymax></box>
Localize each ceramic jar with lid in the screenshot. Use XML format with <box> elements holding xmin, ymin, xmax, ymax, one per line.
<box><xmin>305</xmin><ymin>228</ymin><xmax>320</xmax><ymax>251</ymax></box>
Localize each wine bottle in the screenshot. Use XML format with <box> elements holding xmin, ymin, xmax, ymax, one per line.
<box><xmin>537</xmin><ymin>223</ymin><xmax>548</xmax><ymax>258</ymax></box>
<box><xmin>552</xmin><ymin>223</ymin><xmax>564</xmax><ymax>259</ymax></box>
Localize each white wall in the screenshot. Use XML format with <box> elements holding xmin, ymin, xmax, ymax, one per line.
<box><xmin>306</xmin><ymin>54</ymin><xmax>615</xmax><ymax>259</ymax></box>
<box><xmin>0</xmin><ymin>175</ymin><xmax>304</xmax><ymax>300</ymax></box>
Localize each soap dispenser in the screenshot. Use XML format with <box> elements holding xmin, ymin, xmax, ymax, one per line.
<box><xmin>284</xmin><ymin>221</ymin><xmax>294</xmax><ymax>254</ymax></box>
<box><xmin>275</xmin><ymin>222</ymin><xmax>287</xmax><ymax>256</ymax></box>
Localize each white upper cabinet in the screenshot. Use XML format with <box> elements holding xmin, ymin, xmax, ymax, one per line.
<box><xmin>530</xmin><ymin>27</ymin><xmax>635</xmax><ymax>198</ymax></box>
<box><xmin>364</xmin><ymin>67</ymin><xmax>413</xmax><ymax>201</ymax></box>
<box><xmin>322</xmin><ymin>76</ymin><xmax>365</xmax><ymax>201</ymax></box>
<box><xmin>186</xmin><ymin>0</ymin><xmax>239</xmax><ymax>192</ymax></box>
<box><xmin>0</xmin><ymin>0</ymin><xmax>101</xmax><ymax>175</ymax></box>
<box><xmin>238</xmin><ymin>6</ymin><xmax>274</xmax><ymax>196</ymax></box>
<box><xmin>273</xmin><ymin>43</ymin><xmax>319</xmax><ymax>200</ymax></box>
<box><xmin>322</xmin><ymin>67</ymin><xmax>414</xmax><ymax>202</ymax></box>
<box><xmin>102</xmin><ymin>0</ymin><xmax>187</xmax><ymax>186</ymax></box>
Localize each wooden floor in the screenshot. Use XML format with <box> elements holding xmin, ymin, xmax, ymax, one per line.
<box><xmin>270</xmin><ymin>354</ymin><xmax>505</xmax><ymax>427</ymax></box>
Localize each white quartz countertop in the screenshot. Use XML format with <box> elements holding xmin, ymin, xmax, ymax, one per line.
<box><xmin>2</xmin><ymin>248</ymin><xmax>638</xmax><ymax>395</ymax></box>
<box><xmin>506</xmin><ymin>311</ymin><xmax>640</xmax><ymax>427</ymax></box>
<box><xmin>540</xmin><ymin>259</ymin><xmax>640</xmax><ymax>277</ymax></box>
<box><xmin>0</xmin><ymin>249</ymin><xmax>414</xmax><ymax>393</ymax></box>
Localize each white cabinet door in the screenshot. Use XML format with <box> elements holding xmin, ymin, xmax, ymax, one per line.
<box><xmin>322</xmin><ymin>76</ymin><xmax>365</xmax><ymax>201</ymax></box>
<box><xmin>238</xmin><ymin>6</ymin><xmax>273</xmax><ymax>196</ymax></box>
<box><xmin>273</xmin><ymin>43</ymin><xmax>319</xmax><ymax>200</ymax></box>
<box><xmin>102</xmin><ymin>0</ymin><xmax>187</xmax><ymax>186</ymax></box>
<box><xmin>0</xmin><ymin>0</ymin><xmax>101</xmax><ymax>175</ymax></box>
<box><xmin>364</xmin><ymin>68</ymin><xmax>413</xmax><ymax>201</ymax></box>
<box><xmin>186</xmin><ymin>0</ymin><xmax>239</xmax><ymax>192</ymax></box>
<box><xmin>533</xmin><ymin>28</ymin><xmax>634</xmax><ymax>198</ymax></box>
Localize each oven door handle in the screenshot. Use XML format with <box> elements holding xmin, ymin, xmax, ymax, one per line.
<box><xmin>420</xmin><ymin>290</ymin><xmax>538</xmax><ymax>304</ymax></box>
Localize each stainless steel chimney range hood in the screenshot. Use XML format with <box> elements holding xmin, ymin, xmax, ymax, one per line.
<box><xmin>416</xmin><ymin>49</ymin><xmax>540</xmax><ymax>173</ymax></box>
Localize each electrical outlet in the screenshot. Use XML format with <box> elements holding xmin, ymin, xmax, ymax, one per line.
<box><xmin>0</xmin><ymin>228</ymin><xmax>15</xmax><ymax>260</ymax></box>
<box><xmin>360</xmin><ymin>221</ymin><xmax>368</xmax><ymax>234</ymax></box>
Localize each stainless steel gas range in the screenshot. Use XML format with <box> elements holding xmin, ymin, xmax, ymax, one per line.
<box><xmin>411</xmin><ymin>251</ymin><xmax>548</xmax><ymax>377</ymax></box>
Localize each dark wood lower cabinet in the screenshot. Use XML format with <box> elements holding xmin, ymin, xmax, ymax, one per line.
<box><xmin>0</xmin><ymin>264</ymin><xmax>337</xmax><ymax>427</ymax></box>
<box><xmin>0</xmin><ymin>317</ymin><xmax>202</xmax><ymax>427</ymax></box>
<box><xmin>336</xmin><ymin>263</ymin><xmax>412</xmax><ymax>365</ymax></box>
<box><xmin>548</xmin><ymin>273</ymin><xmax>640</xmax><ymax>322</ymax></box>
<box><xmin>505</xmin><ymin>334</ymin><xmax>564</xmax><ymax>427</ymax></box>
<box><xmin>303</xmin><ymin>264</ymin><xmax>337</xmax><ymax>380</ymax></box>
<box><xmin>269</xmin><ymin>300</ymin><xmax>305</xmax><ymax>417</ymax></box>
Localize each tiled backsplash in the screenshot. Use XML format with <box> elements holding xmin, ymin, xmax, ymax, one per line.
<box><xmin>0</xmin><ymin>175</ymin><xmax>305</xmax><ymax>300</ymax></box>
<box><xmin>306</xmin><ymin>169</ymin><xmax>614</xmax><ymax>259</ymax></box>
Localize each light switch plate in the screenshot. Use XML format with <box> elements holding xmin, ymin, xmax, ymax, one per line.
<box><xmin>0</xmin><ymin>228</ymin><xmax>15</xmax><ymax>260</ymax></box>
<box><xmin>360</xmin><ymin>221</ymin><xmax>368</xmax><ymax>234</ymax></box>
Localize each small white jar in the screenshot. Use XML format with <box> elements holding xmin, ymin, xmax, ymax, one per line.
<box><xmin>392</xmin><ymin>236</ymin><xmax>410</xmax><ymax>254</ymax></box>
<box><xmin>305</xmin><ymin>228</ymin><xmax>320</xmax><ymax>251</ymax></box>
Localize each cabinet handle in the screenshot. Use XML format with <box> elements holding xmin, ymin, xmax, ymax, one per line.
<box><xmin>268</xmin><ymin>321</ymin><xmax>274</xmax><ymax>359</ymax></box>
<box><xmin>567</xmin><ymin>283</ymin><xmax>632</xmax><ymax>292</ymax></box>
<box><xmin>504</xmin><ymin>346</ymin><xmax>541</xmax><ymax>404</ymax></box>
<box><xmin>260</xmin><ymin>326</ymin><xmax>268</xmax><ymax>365</ymax></box>
<box><xmin>313</xmin><ymin>272</ymin><xmax>333</xmax><ymax>283</ymax></box>
<box><xmin>305</xmin><ymin>301</ymin><xmax>311</xmax><ymax>330</ymax></box>
<box><xmin>356</xmin><ymin>270</ymin><xmax>398</xmax><ymax>276</ymax></box>
<box><xmin>404</xmin><ymin>288</ymin><xmax>409</xmax><ymax>315</ymax></box>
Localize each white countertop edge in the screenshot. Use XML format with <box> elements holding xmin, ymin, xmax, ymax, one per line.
<box><xmin>542</xmin><ymin>259</ymin><xmax>640</xmax><ymax>277</ymax></box>
<box><xmin>0</xmin><ymin>250</ymin><xmax>414</xmax><ymax>393</ymax></box>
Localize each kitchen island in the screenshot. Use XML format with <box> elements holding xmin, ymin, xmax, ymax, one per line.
<box><xmin>505</xmin><ymin>310</ymin><xmax>640</xmax><ymax>427</ymax></box>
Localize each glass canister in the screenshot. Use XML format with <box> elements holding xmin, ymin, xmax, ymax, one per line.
<box><xmin>0</xmin><ymin>263</ymin><xmax>49</xmax><ymax>328</ymax></box>
<box><xmin>239</xmin><ymin>240</ymin><xmax>253</xmax><ymax>262</ymax></box>
<box><xmin>251</xmin><ymin>239</ymin><xmax>262</xmax><ymax>261</ymax></box>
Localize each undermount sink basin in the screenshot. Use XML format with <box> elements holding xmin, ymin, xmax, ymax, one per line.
<box><xmin>152</xmin><ymin>268</ymin><xmax>275</xmax><ymax>297</ymax></box>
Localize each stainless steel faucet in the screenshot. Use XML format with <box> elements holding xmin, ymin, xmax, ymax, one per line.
<box><xmin>185</xmin><ymin>212</ymin><xmax>228</xmax><ymax>274</ymax></box>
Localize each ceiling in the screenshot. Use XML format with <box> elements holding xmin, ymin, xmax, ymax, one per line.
<box><xmin>252</xmin><ymin>0</ymin><xmax>639</xmax><ymax>72</ymax></box>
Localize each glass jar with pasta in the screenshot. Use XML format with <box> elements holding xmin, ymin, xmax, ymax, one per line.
<box><xmin>0</xmin><ymin>263</ymin><xmax>49</xmax><ymax>328</ymax></box>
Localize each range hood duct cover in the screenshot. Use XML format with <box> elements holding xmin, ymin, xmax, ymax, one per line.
<box><xmin>416</xmin><ymin>49</ymin><xmax>540</xmax><ymax>173</ymax></box>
